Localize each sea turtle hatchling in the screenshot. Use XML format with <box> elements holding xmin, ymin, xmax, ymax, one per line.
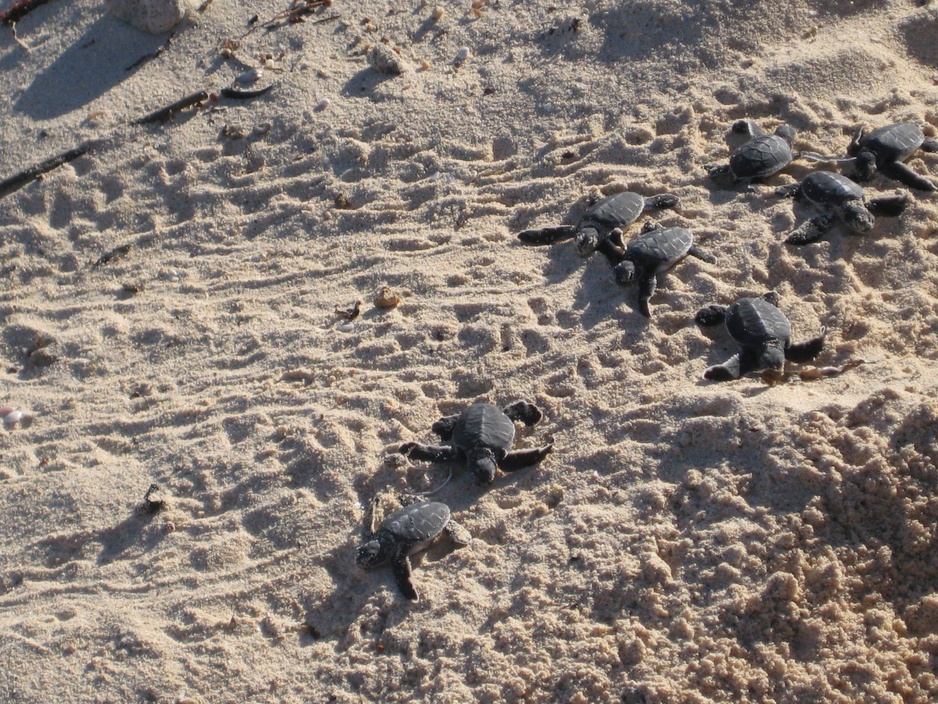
<box><xmin>356</xmin><ymin>498</ymin><xmax>470</xmax><ymax>601</ymax></box>
<box><xmin>848</xmin><ymin>123</ymin><xmax>938</xmax><ymax>192</ymax></box>
<box><xmin>775</xmin><ymin>170</ymin><xmax>908</xmax><ymax>245</ymax></box>
<box><xmin>399</xmin><ymin>401</ymin><xmax>552</xmax><ymax>486</ymax></box>
<box><xmin>695</xmin><ymin>291</ymin><xmax>826</xmax><ymax>381</ymax></box>
<box><xmin>518</xmin><ymin>190</ymin><xmax>680</xmax><ymax>256</ymax></box>
<box><xmin>705</xmin><ymin>119</ymin><xmax>838</xmax><ymax>187</ymax></box>
<box><xmin>601</xmin><ymin>222</ymin><xmax>717</xmax><ymax>317</ymax></box>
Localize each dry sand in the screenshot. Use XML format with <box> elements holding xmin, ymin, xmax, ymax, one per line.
<box><xmin>1</xmin><ymin>0</ymin><xmax>938</xmax><ymax>702</ymax></box>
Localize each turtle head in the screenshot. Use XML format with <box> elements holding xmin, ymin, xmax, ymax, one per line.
<box><xmin>758</xmin><ymin>341</ymin><xmax>786</xmax><ymax>374</ymax></box>
<box><xmin>356</xmin><ymin>539</ymin><xmax>386</xmax><ymax>568</ymax></box>
<box><xmin>467</xmin><ymin>447</ymin><xmax>498</xmax><ymax>485</ymax></box>
<box><xmin>775</xmin><ymin>124</ymin><xmax>796</xmax><ymax>145</ymax></box>
<box><xmin>614</xmin><ymin>260</ymin><xmax>637</xmax><ymax>286</ymax></box>
<box><xmin>839</xmin><ymin>203</ymin><xmax>875</xmax><ymax>234</ymax></box>
<box><xmin>852</xmin><ymin>149</ymin><xmax>877</xmax><ymax>181</ymax></box>
<box><xmin>575</xmin><ymin>227</ymin><xmax>600</xmax><ymax>256</ymax></box>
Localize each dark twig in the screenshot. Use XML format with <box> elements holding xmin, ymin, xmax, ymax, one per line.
<box><xmin>126</xmin><ymin>31</ymin><xmax>175</xmax><ymax>71</ymax></box>
<box><xmin>134</xmin><ymin>90</ymin><xmax>209</xmax><ymax>124</ymax></box>
<box><xmin>221</xmin><ymin>84</ymin><xmax>275</xmax><ymax>100</ymax></box>
<box><xmin>0</xmin><ymin>145</ymin><xmax>88</xmax><ymax>200</ymax></box>
<box><xmin>1</xmin><ymin>0</ymin><xmax>51</xmax><ymax>25</ymax></box>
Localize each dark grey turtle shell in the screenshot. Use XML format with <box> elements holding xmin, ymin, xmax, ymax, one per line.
<box><xmin>626</xmin><ymin>227</ymin><xmax>693</xmax><ymax>270</ymax></box>
<box><xmin>725</xmin><ymin>298</ymin><xmax>792</xmax><ymax>349</ymax></box>
<box><xmin>379</xmin><ymin>501</ymin><xmax>450</xmax><ymax>546</ymax></box>
<box><xmin>857</xmin><ymin>123</ymin><xmax>924</xmax><ymax>164</ymax></box>
<box><xmin>729</xmin><ymin>134</ymin><xmax>794</xmax><ymax>179</ymax></box>
<box><xmin>579</xmin><ymin>192</ymin><xmax>645</xmax><ymax>232</ymax></box>
<box><xmin>451</xmin><ymin>403</ymin><xmax>515</xmax><ymax>454</ymax></box>
<box><xmin>800</xmin><ymin>170</ymin><xmax>864</xmax><ymax>206</ymax></box>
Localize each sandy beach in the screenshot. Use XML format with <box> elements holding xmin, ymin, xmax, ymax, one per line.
<box><xmin>1</xmin><ymin>0</ymin><xmax>937</xmax><ymax>702</ymax></box>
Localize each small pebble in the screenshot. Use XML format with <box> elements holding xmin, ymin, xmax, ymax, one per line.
<box><xmin>337</xmin><ymin>322</ymin><xmax>356</xmax><ymax>333</ymax></box>
<box><xmin>431</xmin><ymin>7</ymin><xmax>444</xmax><ymax>20</ymax></box>
<box><xmin>455</xmin><ymin>47</ymin><xmax>471</xmax><ymax>64</ymax></box>
<box><xmin>374</xmin><ymin>286</ymin><xmax>402</xmax><ymax>309</ymax></box>
<box><xmin>316</xmin><ymin>99</ymin><xmax>332</xmax><ymax>111</ymax></box>
<box><xmin>368</xmin><ymin>44</ymin><xmax>409</xmax><ymax>75</ymax></box>
<box><xmin>105</xmin><ymin>0</ymin><xmax>194</xmax><ymax>34</ymax></box>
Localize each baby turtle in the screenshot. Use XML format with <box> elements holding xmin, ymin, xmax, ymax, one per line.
<box><xmin>356</xmin><ymin>498</ymin><xmax>470</xmax><ymax>601</ymax></box>
<box><xmin>775</xmin><ymin>170</ymin><xmax>908</xmax><ymax>245</ymax></box>
<box><xmin>399</xmin><ymin>401</ymin><xmax>552</xmax><ymax>486</ymax></box>
<box><xmin>848</xmin><ymin>123</ymin><xmax>938</xmax><ymax>191</ymax></box>
<box><xmin>601</xmin><ymin>222</ymin><xmax>716</xmax><ymax>317</ymax></box>
<box><xmin>518</xmin><ymin>191</ymin><xmax>680</xmax><ymax>256</ymax></box>
<box><xmin>695</xmin><ymin>291</ymin><xmax>826</xmax><ymax>381</ymax></box>
<box><xmin>706</xmin><ymin>119</ymin><xmax>838</xmax><ymax>187</ymax></box>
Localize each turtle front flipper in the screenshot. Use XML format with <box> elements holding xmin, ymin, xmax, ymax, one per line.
<box><xmin>595</xmin><ymin>236</ymin><xmax>626</xmax><ymax>266</ymax></box>
<box><xmin>704</xmin><ymin>349</ymin><xmax>759</xmax><ymax>381</ymax></box>
<box><xmin>774</xmin><ymin>183</ymin><xmax>802</xmax><ymax>199</ymax></box>
<box><xmin>636</xmin><ymin>271</ymin><xmax>658</xmax><ymax>318</ymax></box>
<box><xmin>785</xmin><ymin>326</ymin><xmax>827</xmax><ymax>363</ymax></box>
<box><xmin>498</xmin><ymin>443</ymin><xmax>553</xmax><ymax>472</ymax></box>
<box><xmin>785</xmin><ymin>213</ymin><xmax>835</xmax><ymax>245</ymax></box>
<box><xmin>705</xmin><ymin>163</ymin><xmax>732</xmax><ymax>179</ymax></box>
<box><xmin>694</xmin><ymin>304</ymin><xmax>729</xmax><ymax>327</ymax></box>
<box><xmin>867</xmin><ymin>192</ymin><xmax>909</xmax><ymax>216</ymax></box>
<box><xmin>431</xmin><ymin>414</ymin><xmax>461</xmax><ymax>440</ymax></box>
<box><xmin>518</xmin><ymin>226</ymin><xmax>577</xmax><ymax>245</ymax></box>
<box><xmin>502</xmin><ymin>401</ymin><xmax>543</xmax><ymax>426</ymax></box>
<box><xmin>732</xmin><ymin>119</ymin><xmax>767</xmax><ymax>138</ymax></box>
<box><xmin>391</xmin><ymin>549</ymin><xmax>419</xmax><ymax>601</ymax></box>
<box><xmin>444</xmin><ymin>520</ymin><xmax>472</xmax><ymax>546</ymax></box>
<box><xmin>877</xmin><ymin>162</ymin><xmax>936</xmax><ymax>192</ymax></box>
<box><xmin>400</xmin><ymin>442</ymin><xmax>460</xmax><ymax>463</ymax></box>
<box><xmin>688</xmin><ymin>245</ymin><xmax>716</xmax><ymax>264</ymax></box>
<box><xmin>644</xmin><ymin>194</ymin><xmax>680</xmax><ymax>210</ymax></box>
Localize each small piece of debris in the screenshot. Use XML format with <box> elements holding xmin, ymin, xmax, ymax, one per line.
<box><xmin>455</xmin><ymin>47</ymin><xmax>471</xmax><ymax>64</ymax></box>
<box><xmin>1</xmin><ymin>407</ymin><xmax>25</xmax><ymax>426</ymax></box>
<box><xmin>373</xmin><ymin>286</ymin><xmax>401</xmax><ymax>309</ymax></box>
<box><xmin>335</xmin><ymin>300</ymin><xmax>362</xmax><ymax>321</ymax></box>
<box><xmin>137</xmin><ymin>483</ymin><xmax>166</xmax><ymax>516</ymax></box>
<box><xmin>368</xmin><ymin>43</ymin><xmax>409</xmax><ymax>74</ymax></box>
<box><xmin>799</xmin><ymin>359</ymin><xmax>865</xmax><ymax>380</ymax></box>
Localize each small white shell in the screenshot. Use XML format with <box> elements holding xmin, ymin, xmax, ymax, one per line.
<box><xmin>316</xmin><ymin>99</ymin><xmax>331</xmax><ymax>111</ymax></box>
<box><xmin>3</xmin><ymin>410</ymin><xmax>24</xmax><ymax>425</ymax></box>
<box><xmin>455</xmin><ymin>47</ymin><xmax>471</xmax><ymax>63</ymax></box>
<box><xmin>336</xmin><ymin>322</ymin><xmax>356</xmax><ymax>333</ymax></box>
<box><xmin>235</xmin><ymin>67</ymin><xmax>263</xmax><ymax>86</ymax></box>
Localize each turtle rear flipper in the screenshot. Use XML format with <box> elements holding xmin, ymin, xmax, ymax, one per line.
<box><xmin>391</xmin><ymin>551</ymin><xmax>419</xmax><ymax>601</ymax></box>
<box><xmin>785</xmin><ymin>213</ymin><xmax>835</xmax><ymax>245</ymax></box>
<box><xmin>400</xmin><ymin>442</ymin><xmax>459</xmax><ymax>463</ymax></box>
<box><xmin>518</xmin><ymin>226</ymin><xmax>577</xmax><ymax>245</ymax></box>
<box><xmin>785</xmin><ymin>326</ymin><xmax>827</xmax><ymax>363</ymax></box>
<box><xmin>695</xmin><ymin>304</ymin><xmax>729</xmax><ymax>327</ymax></box>
<box><xmin>502</xmin><ymin>401</ymin><xmax>543</xmax><ymax>426</ymax></box>
<box><xmin>498</xmin><ymin>443</ymin><xmax>553</xmax><ymax>472</ymax></box>
<box><xmin>877</xmin><ymin>162</ymin><xmax>935</xmax><ymax>191</ymax></box>
<box><xmin>431</xmin><ymin>414</ymin><xmax>461</xmax><ymax>440</ymax></box>
<box><xmin>867</xmin><ymin>192</ymin><xmax>910</xmax><ymax>216</ymax></box>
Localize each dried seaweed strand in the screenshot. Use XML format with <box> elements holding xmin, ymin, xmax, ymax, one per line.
<box><xmin>0</xmin><ymin>145</ymin><xmax>88</xmax><ymax>199</ymax></box>
<box><xmin>134</xmin><ymin>90</ymin><xmax>209</xmax><ymax>124</ymax></box>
